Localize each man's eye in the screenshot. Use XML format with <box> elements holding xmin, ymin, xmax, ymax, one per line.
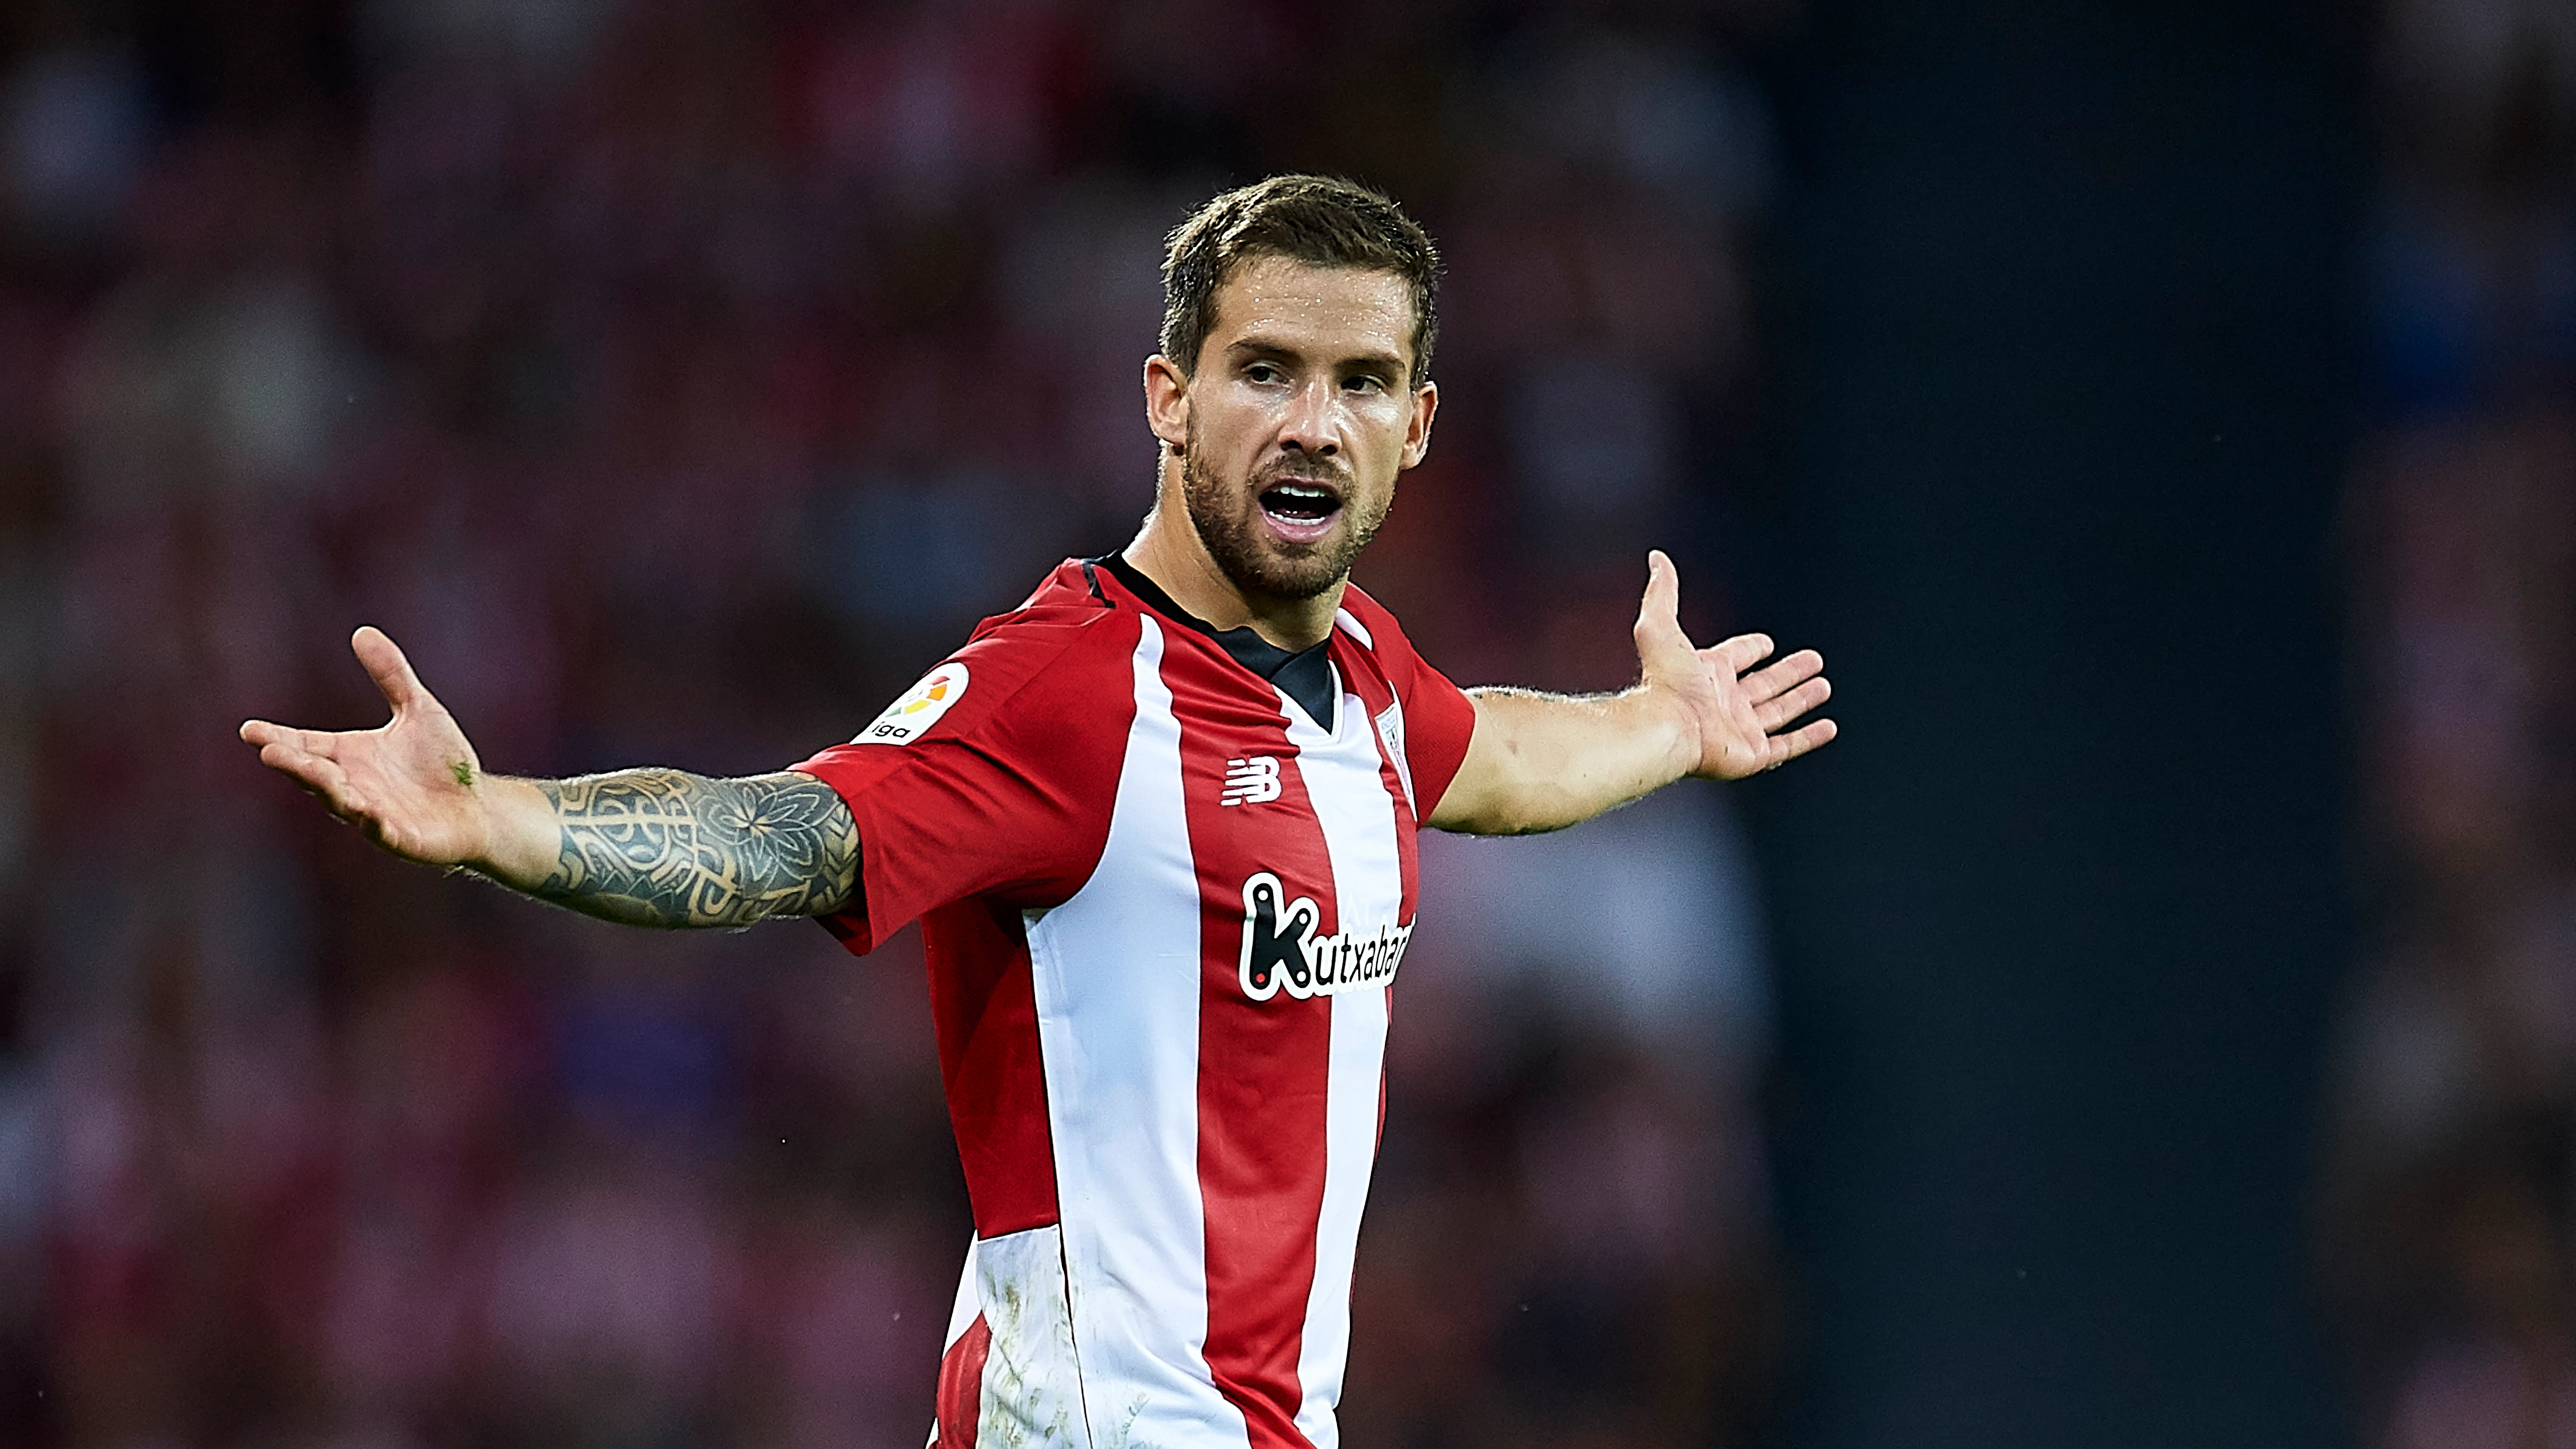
<box><xmin>1346</xmin><ymin>374</ymin><xmax>1387</xmax><ymax>394</ymax></box>
<box><xmin>1245</xmin><ymin>363</ymin><xmax>1283</xmax><ymax>384</ymax></box>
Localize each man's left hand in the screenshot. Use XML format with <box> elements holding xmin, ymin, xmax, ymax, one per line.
<box><xmin>1634</xmin><ymin>550</ymin><xmax>1837</xmax><ymax>780</ymax></box>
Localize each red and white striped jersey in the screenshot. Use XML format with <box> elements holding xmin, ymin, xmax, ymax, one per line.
<box><xmin>791</xmin><ymin>558</ymin><xmax>1478</xmax><ymax>1449</ymax></box>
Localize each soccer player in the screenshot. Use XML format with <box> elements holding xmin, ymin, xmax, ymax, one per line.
<box><xmin>240</xmin><ymin>176</ymin><xmax>1833</xmax><ymax>1448</ymax></box>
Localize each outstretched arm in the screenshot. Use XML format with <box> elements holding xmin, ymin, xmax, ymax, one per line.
<box><xmin>522</xmin><ymin>770</ymin><xmax>857</xmax><ymax>926</ymax></box>
<box><xmin>240</xmin><ymin>628</ymin><xmax>858</xmax><ymax>928</ymax></box>
<box><xmin>1426</xmin><ymin>551</ymin><xmax>1835</xmax><ymax>836</ymax></box>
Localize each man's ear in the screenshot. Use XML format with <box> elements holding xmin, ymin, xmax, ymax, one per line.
<box><xmin>1399</xmin><ymin>380</ymin><xmax>1439</xmax><ymax>470</ymax></box>
<box><xmin>1144</xmin><ymin>354</ymin><xmax>1191</xmax><ymax>454</ymax></box>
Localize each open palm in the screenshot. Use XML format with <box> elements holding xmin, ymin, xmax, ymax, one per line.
<box><xmin>239</xmin><ymin>627</ymin><xmax>494</xmax><ymax>866</ymax></box>
<box><xmin>1633</xmin><ymin>551</ymin><xmax>1836</xmax><ymax>780</ymax></box>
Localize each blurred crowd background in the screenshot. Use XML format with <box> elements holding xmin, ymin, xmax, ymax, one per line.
<box><xmin>2320</xmin><ymin>1</ymin><xmax>2576</xmax><ymax>1446</ymax></box>
<box><xmin>0</xmin><ymin>0</ymin><xmax>2563</xmax><ymax>1447</ymax></box>
<box><xmin>0</xmin><ymin>1</ymin><xmax>1792</xmax><ymax>1446</ymax></box>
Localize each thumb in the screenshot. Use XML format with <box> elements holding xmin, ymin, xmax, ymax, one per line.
<box><xmin>351</xmin><ymin>626</ymin><xmax>433</xmax><ymax>717</ymax></box>
<box><xmin>1633</xmin><ymin>550</ymin><xmax>1691</xmax><ymax>664</ymax></box>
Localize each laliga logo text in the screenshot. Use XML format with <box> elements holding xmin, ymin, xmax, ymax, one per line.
<box><xmin>1238</xmin><ymin>871</ymin><xmax>1412</xmax><ymax>1002</ymax></box>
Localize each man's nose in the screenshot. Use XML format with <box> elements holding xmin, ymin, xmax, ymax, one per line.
<box><xmin>1278</xmin><ymin>379</ymin><xmax>1340</xmax><ymax>456</ymax></box>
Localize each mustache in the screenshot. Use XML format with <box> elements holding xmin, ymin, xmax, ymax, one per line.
<box><xmin>1250</xmin><ymin>459</ymin><xmax>1352</xmax><ymax>490</ymax></box>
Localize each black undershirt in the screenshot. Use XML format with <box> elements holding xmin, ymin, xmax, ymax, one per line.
<box><xmin>1091</xmin><ymin>554</ymin><xmax>1338</xmax><ymax>726</ymax></box>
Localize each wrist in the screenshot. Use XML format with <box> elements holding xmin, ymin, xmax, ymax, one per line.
<box><xmin>1624</xmin><ymin>683</ymin><xmax>1704</xmax><ymax>782</ymax></box>
<box><xmin>467</xmin><ymin>774</ymin><xmax>562</xmax><ymax>890</ymax></box>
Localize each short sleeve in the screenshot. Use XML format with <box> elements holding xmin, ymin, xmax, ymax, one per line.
<box><xmin>1396</xmin><ymin>651</ymin><xmax>1477</xmax><ymax>819</ymax></box>
<box><xmin>788</xmin><ymin>609</ymin><xmax>1137</xmax><ymax>953</ymax></box>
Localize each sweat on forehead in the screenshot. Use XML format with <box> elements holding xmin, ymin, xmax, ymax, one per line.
<box><xmin>1159</xmin><ymin>175</ymin><xmax>1442</xmax><ymax>388</ymax></box>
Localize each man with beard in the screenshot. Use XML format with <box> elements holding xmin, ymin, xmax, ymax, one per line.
<box><xmin>240</xmin><ymin>175</ymin><xmax>1834</xmax><ymax>1448</ymax></box>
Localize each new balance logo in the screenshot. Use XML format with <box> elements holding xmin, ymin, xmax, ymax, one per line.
<box><xmin>1221</xmin><ymin>756</ymin><xmax>1282</xmax><ymax>806</ymax></box>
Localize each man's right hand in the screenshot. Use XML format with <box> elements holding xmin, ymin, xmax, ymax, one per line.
<box><xmin>240</xmin><ymin>627</ymin><xmax>556</xmax><ymax>887</ymax></box>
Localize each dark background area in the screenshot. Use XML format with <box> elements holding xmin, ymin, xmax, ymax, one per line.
<box><xmin>0</xmin><ymin>0</ymin><xmax>2568</xmax><ymax>1446</ymax></box>
<box><xmin>1751</xmin><ymin>0</ymin><xmax>2360</xmax><ymax>1443</ymax></box>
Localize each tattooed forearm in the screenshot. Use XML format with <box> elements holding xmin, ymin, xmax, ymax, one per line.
<box><xmin>527</xmin><ymin>770</ymin><xmax>859</xmax><ymax>928</ymax></box>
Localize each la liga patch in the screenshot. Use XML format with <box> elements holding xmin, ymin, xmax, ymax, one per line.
<box><xmin>856</xmin><ymin>662</ymin><xmax>969</xmax><ymax>744</ymax></box>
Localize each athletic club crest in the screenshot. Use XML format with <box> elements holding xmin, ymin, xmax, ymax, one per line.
<box><xmin>1238</xmin><ymin>871</ymin><xmax>1411</xmax><ymax>1002</ymax></box>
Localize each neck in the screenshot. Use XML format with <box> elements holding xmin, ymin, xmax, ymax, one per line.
<box><xmin>1122</xmin><ymin>462</ymin><xmax>1344</xmax><ymax>652</ymax></box>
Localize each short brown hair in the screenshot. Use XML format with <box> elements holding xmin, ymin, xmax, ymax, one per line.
<box><xmin>1159</xmin><ymin>175</ymin><xmax>1441</xmax><ymax>390</ymax></box>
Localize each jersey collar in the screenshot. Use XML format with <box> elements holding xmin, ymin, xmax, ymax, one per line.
<box><xmin>1088</xmin><ymin>554</ymin><xmax>1339</xmax><ymax>729</ymax></box>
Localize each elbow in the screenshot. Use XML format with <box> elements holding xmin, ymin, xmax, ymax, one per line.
<box><xmin>1433</xmin><ymin>789</ymin><xmax>1577</xmax><ymax>838</ymax></box>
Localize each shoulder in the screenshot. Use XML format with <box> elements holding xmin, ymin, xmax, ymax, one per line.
<box><xmin>893</xmin><ymin>561</ymin><xmax>1142</xmax><ymax>743</ymax></box>
<box><xmin>1331</xmin><ymin>582</ymin><xmax>1431</xmax><ymax>678</ymax></box>
<box><xmin>800</xmin><ymin>561</ymin><xmax>1139</xmax><ymax>781</ymax></box>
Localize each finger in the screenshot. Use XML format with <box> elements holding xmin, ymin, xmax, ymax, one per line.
<box><xmin>351</xmin><ymin>626</ymin><xmax>431</xmax><ymax>717</ymax></box>
<box><xmin>256</xmin><ymin>740</ymin><xmax>367</xmax><ymax>814</ymax></box>
<box><xmin>1632</xmin><ymin>550</ymin><xmax>1683</xmax><ymax>641</ymax></box>
<box><xmin>1764</xmin><ymin>717</ymin><xmax>1838</xmax><ymax>767</ymax></box>
<box><xmin>1707</xmin><ymin>632</ymin><xmax>1775</xmax><ymax>676</ymax></box>
<box><xmin>1642</xmin><ymin>549</ymin><xmax>1678</xmax><ymax>617</ymax></box>
<box><xmin>1755</xmin><ymin>675</ymin><xmax>1832</xmax><ymax>732</ymax></box>
<box><xmin>1633</xmin><ymin>551</ymin><xmax>1708</xmax><ymax>683</ymax></box>
<box><xmin>242</xmin><ymin>719</ymin><xmax>347</xmax><ymax>758</ymax></box>
<box><xmin>1738</xmin><ymin>650</ymin><xmax>1825</xmax><ymax>706</ymax></box>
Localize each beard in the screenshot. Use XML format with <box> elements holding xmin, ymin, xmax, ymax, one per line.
<box><xmin>1180</xmin><ymin>445</ymin><xmax>1391</xmax><ymax>604</ymax></box>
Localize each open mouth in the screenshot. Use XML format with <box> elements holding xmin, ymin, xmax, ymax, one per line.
<box><xmin>1258</xmin><ymin>480</ymin><xmax>1344</xmax><ymax>540</ymax></box>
